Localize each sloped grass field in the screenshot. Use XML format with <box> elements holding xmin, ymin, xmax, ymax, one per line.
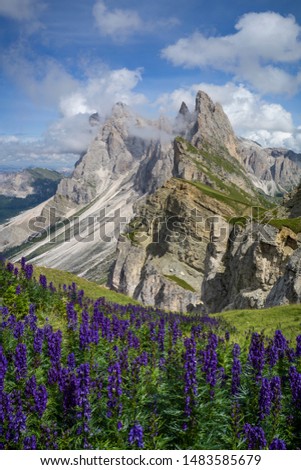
<box><xmin>32</xmin><ymin>265</ymin><xmax>140</xmax><ymax>305</ymax></box>
<box><xmin>214</xmin><ymin>306</ymin><xmax>301</xmax><ymax>344</ymax></box>
<box><xmin>1</xmin><ymin>260</ymin><xmax>301</xmax><ymax>450</ymax></box>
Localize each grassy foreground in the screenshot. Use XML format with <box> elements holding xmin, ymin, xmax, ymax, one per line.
<box><xmin>1</xmin><ymin>260</ymin><xmax>301</xmax><ymax>450</ymax></box>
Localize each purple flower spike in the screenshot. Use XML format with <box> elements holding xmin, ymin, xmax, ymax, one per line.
<box><xmin>231</xmin><ymin>351</ymin><xmax>241</xmax><ymax>397</ymax></box>
<box><xmin>23</xmin><ymin>435</ymin><xmax>37</xmax><ymax>450</ymax></box>
<box><xmin>184</xmin><ymin>336</ymin><xmax>197</xmax><ymax>417</ymax></box>
<box><xmin>248</xmin><ymin>333</ymin><xmax>265</xmax><ymax>379</ymax></box>
<box><xmin>243</xmin><ymin>423</ymin><xmax>267</xmax><ymax>450</ymax></box>
<box><xmin>259</xmin><ymin>378</ymin><xmax>272</xmax><ymax>420</ymax></box>
<box><xmin>14</xmin><ymin>343</ymin><xmax>27</xmax><ymax>381</ymax></box>
<box><xmin>39</xmin><ymin>274</ymin><xmax>47</xmax><ymax>289</ymax></box>
<box><xmin>269</xmin><ymin>438</ymin><xmax>286</xmax><ymax>450</ymax></box>
<box><xmin>0</xmin><ymin>346</ymin><xmax>8</xmax><ymax>391</ymax></box>
<box><xmin>128</xmin><ymin>422</ymin><xmax>144</xmax><ymax>448</ymax></box>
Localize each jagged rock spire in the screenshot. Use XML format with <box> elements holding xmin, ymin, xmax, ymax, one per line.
<box><xmin>179</xmin><ymin>101</ymin><xmax>190</xmax><ymax>116</ymax></box>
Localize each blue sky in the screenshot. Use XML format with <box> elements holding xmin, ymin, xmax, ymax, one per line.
<box><xmin>0</xmin><ymin>0</ymin><xmax>301</xmax><ymax>169</ymax></box>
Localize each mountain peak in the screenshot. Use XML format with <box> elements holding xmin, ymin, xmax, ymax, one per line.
<box><xmin>179</xmin><ymin>101</ymin><xmax>190</xmax><ymax>116</ymax></box>
<box><xmin>190</xmin><ymin>89</ymin><xmax>239</xmax><ymax>160</ymax></box>
<box><xmin>195</xmin><ymin>90</ymin><xmax>216</xmax><ymax>114</ymax></box>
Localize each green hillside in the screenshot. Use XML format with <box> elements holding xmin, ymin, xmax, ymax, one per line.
<box><xmin>214</xmin><ymin>305</ymin><xmax>301</xmax><ymax>342</ymax></box>
<box><xmin>32</xmin><ymin>265</ymin><xmax>140</xmax><ymax>305</ymax></box>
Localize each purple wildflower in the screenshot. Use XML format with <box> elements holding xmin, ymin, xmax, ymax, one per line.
<box><xmin>15</xmin><ymin>285</ymin><xmax>21</xmax><ymax>295</ymax></box>
<box><xmin>259</xmin><ymin>378</ymin><xmax>272</xmax><ymax>420</ymax></box>
<box><xmin>269</xmin><ymin>438</ymin><xmax>286</xmax><ymax>450</ymax></box>
<box><xmin>8</xmin><ymin>391</ymin><xmax>27</xmax><ymax>443</ymax></box>
<box><xmin>243</xmin><ymin>423</ymin><xmax>267</xmax><ymax>450</ymax></box>
<box><xmin>231</xmin><ymin>344</ymin><xmax>241</xmax><ymax>396</ymax></box>
<box><xmin>0</xmin><ymin>346</ymin><xmax>8</xmax><ymax>391</ymax></box>
<box><xmin>25</xmin><ymin>304</ymin><xmax>37</xmax><ymax>332</ymax></box>
<box><xmin>128</xmin><ymin>422</ymin><xmax>144</xmax><ymax>448</ymax></box>
<box><xmin>79</xmin><ymin>310</ymin><xmax>91</xmax><ymax>350</ymax></box>
<box><xmin>6</xmin><ymin>262</ymin><xmax>14</xmax><ymax>272</ymax></box>
<box><xmin>35</xmin><ymin>385</ymin><xmax>48</xmax><ymax>417</ymax></box>
<box><xmin>75</xmin><ymin>364</ymin><xmax>91</xmax><ymax>435</ymax></box>
<box><xmin>201</xmin><ymin>333</ymin><xmax>218</xmax><ymax>396</ymax></box>
<box><xmin>24</xmin><ymin>264</ymin><xmax>33</xmax><ymax>280</ymax></box>
<box><xmin>20</xmin><ymin>257</ymin><xmax>26</xmax><ymax>271</ymax></box>
<box><xmin>107</xmin><ymin>361</ymin><xmax>122</xmax><ymax>417</ymax></box>
<box><xmin>39</xmin><ymin>274</ymin><xmax>47</xmax><ymax>289</ymax></box>
<box><xmin>14</xmin><ymin>343</ymin><xmax>27</xmax><ymax>381</ymax></box>
<box><xmin>274</xmin><ymin>330</ymin><xmax>288</xmax><ymax>356</ymax></box>
<box><xmin>289</xmin><ymin>366</ymin><xmax>301</xmax><ymax>408</ymax></box>
<box><xmin>158</xmin><ymin>318</ymin><xmax>165</xmax><ymax>352</ymax></box>
<box><xmin>25</xmin><ymin>375</ymin><xmax>37</xmax><ymax>400</ymax></box>
<box><xmin>184</xmin><ymin>337</ymin><xmax>197</xmax><ymax>418</ymax></box>
<box><xmin>13</xmin><ymin>321</ymin><xmax>25</xmax><ymax>339</ymax></box>
<box><xmin>47</xmin><ymin>366</ymin><xmax>60</xmax><ymax>386</ymax></box>
<box><xmin>33</xmin><ymin>328</ymin><xmax>44</xmax><ymax>355</ymax></box>
<box><xmin>23</xmin><ymin>435</ymin><xmax>37</xmax><ymax>450</ymax></box>
<box><xmin>47</xmin><ymin>330</ymin><xmax>62</xmax><ymax>366</ymax></box>
<box><xmin>127</xmin><ymin>330</ymin><xmax>140</xmax><ymax>349</ymax></box>
<box><xmin>66</xmin><ymin>302</ymin><xmax>78</xmax><ymax>331</ymax></box>
<box><xmin>248</xmin><ymin>333</ymin><xmax>265</xmax><ymax>379</ymax></box>
<box><xmin>67</xmin><ymin>353</ymin><xmax>76</xmax><ymax>370</ymax></box>
<box><xmin>296</xmin><ymin>335</ymin><xmax>301</xmax><ymax>357</ymax></box>
<box><xmin>117</xmin><ymin>421</ymin><xmax>123</xmax><ymax>431</ymax></box>
<box><xmin>270</xmin><ymin>376</ymin><xmax>282</xmax><ymax>415</ymax></box>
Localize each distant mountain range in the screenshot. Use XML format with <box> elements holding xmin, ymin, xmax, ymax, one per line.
<box><xmin>1</xmin><ymin>91</ymin><xmax>301</xmax><ymax>312</ymax></box>
<box><xmin>0</xmin><ymin>168</ymin><xmax>63</xmax><ymax>224</ymax></box>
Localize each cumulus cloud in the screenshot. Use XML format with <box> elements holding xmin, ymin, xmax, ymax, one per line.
<box><xmin>3</xmin><ymin>45</ymin><xmax>147</xmax><ymax>118</ymax></box>
<box><xmin>1</xmin><ymin>50</ymin><xmax>148</xmax><ymax>168</ymax></box>
<box><xmin>0</xmin><ymin>0</ymin><xmax>44</xmax><ymax>21</ymax></box>
<box><xmin>161</xmin><ymin>12</ymin><xmax>301</xmax><ymax>95</ymax></box>
<box><xmin>93</xmin><ymin>0</ymin><xmax>179</xmax><ymax>41</ymax></box>
<box><xmin>156</xmin><ymin>82</ymin><xmax>301</xmax><ymax>152</ymax></box>
<box><xmin>59</xmin><ymin>68</ymin><xmax>146</xmax><ymax>118</ymax></box>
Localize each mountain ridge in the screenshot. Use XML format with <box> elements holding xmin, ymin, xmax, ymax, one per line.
<box><xmin>1</xmin><ymin>90</ymin><xmax>301</xmax><ymax>311</ymax></box>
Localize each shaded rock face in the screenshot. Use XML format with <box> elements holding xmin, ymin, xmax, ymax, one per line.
<box><xmin>202</xmin><ymin>224</ymin><xmax>298</xmax><ymax>312</ymax></box>
<box><xmin>265</xmin><ymin>248</ymin><xmax>301</xmax><ymax>306</ymax></box>
<box><xmin>109</xmin><ymin>178</ymin><xmax>236</xmax><ymax>312</ymax></box>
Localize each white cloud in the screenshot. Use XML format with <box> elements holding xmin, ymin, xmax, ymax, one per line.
<box><xmin>92</xmin><ymin>1</ymin><xmax>179</xmax><ymax>42</ymax></box>
<box><xmin>0</xmin><ymin>115</ymin><xmax>98</xmax><ymax>170</ymax></box>
<box><xmin>1</xmin><ymin>51</ymin><xmax>148</xmax><ymax>167</ymax></box>
<box><xmin>156</xmin><ymin>82</ymin><xmax>301</xmax><ymax>152</ymax></box>
<box><xmin>3</xmin><ymin>45</ymin><xmax>147</xmax><ymax>117</ymax></box>
<box><xmin>93</xmin><ymin>1</ymin><xmax>143</xmax><ymax>40</ymax></box>
<box><xmin>161</xmin><ymin>12</ymin><xmax>301</xmax><ymax>95</ymax></box>
<box><xmin>0</xmin><ymin>0</ymin><xmax>44</xmax><ymax>21</ymax></box>
<box><xmin>2</xmin><ymin>49</ymin><xmax>79</xmax><ymax>108</ymax></box>
<box><xmin>59</xmin><ymin>68</ymin><xmax>146</xmax><ymax>118</ymax></box>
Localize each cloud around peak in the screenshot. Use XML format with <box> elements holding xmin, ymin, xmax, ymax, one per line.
<box><xmin>161</xmin><ymin>11</ymin><xmax>301</xmax><ymax>95</ymax></box>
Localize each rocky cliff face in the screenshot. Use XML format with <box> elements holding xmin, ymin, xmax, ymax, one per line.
<box><xmin>202</xmin><ymin>223</ymin><xmax>299</xmax><ymax>312</ymax></box>
<box><xmin>109</xmin><ymin>92</ymin><xmax>301</xmax><ymax>312</ymax></box>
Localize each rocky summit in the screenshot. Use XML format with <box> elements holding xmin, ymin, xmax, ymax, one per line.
<box><xmin>1</xmin><ymin>91</ymin><xmax>301</xmax><ymax>312</ymax></box>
